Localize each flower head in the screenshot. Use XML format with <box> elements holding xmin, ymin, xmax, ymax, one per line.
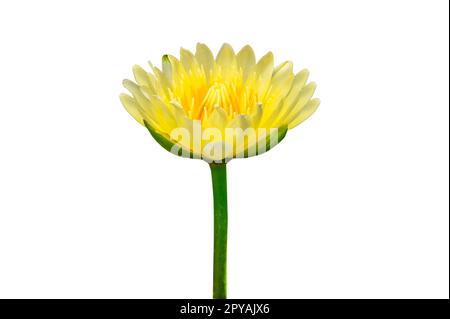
<box><xmin>120</xmin><ymin>43</ymin><xmax>319</xmax><ymax>162</ymax></box>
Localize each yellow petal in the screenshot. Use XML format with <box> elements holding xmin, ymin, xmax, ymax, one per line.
<box><xmin>161</xmin><ymin>55</ymin><xmax>173</xmax><ymax>83</ymax></box>
<box><xmin>260</xmin><ymin>98</ymin><xmax>285</xmax><ymax>128</ymax></box>
<box><xmin>122</xmin><ymin>79</ymin><xmax>151</xmax><ymax>109</ymax></box>
<box><xmin>164</xmin><ymin>55</ymin><xmax>190</xmax><ymax>97</ymax></box>
<box><xmin>148</xmin><ymin>96</ymin><xmax>178</xmax><ymax>132</ymax></box>
<box><xmin>288</xmin><ymin>98</ymin><xmax>320</xmax><ymax>129</ymax></box>
<box><xmin>271</xmin><ymin>61</ymin><xmax>294</xmax><ymax>88</ymax></box>
<box><xmin>227</xmin><ymin>114</ymin><xmax>251</xmax><ymax>130</ymax></box>
<box><xmin>132</xmin><ymin>65</ymin><xmax>150</xmax><ymax>87</ymax></box>
<box><xmin>147</xmin><ymin>63</ymin><xmax>171</xmax><ymax>100</ymax></box>
<box><xmin>119</xmin><ymin>93</ymin><xmax>144</xmax><ymax>125</ymax></box>
<box><xmin>132</xmin><ymin>65</ymin><xmax>157</xmax><ymax>98</ymax></box>
<box><xmin>216</xmin><ymin>43</ymin><xmax>237</xmax><ymax>78</ymax></box>
<box><xmin>255</xmin><ymin>52</ymin><xmax>274</xmax><ymax>100</ymax></box>
<box><xmin>284</xmin><ymin>69</ymin><xmax>309</xmax><ymax>108</ymax></box>
<box><xmin>237</xmin><ymin>45</ymin><xmax>256</xmax><ymax>80</ymax></box>
<box><xmin>249</xmin><ymin>103</ymin><xmax>263</xmax><ymax>127</ymax></box>
<box><xmin>195</xmin><ymin>43</ymin><xmax>214</xmax><ymax>79</ymax></box>
<box><xmin>170</xmin><ymin>101</ymin><xmax>192</xmax><ymax>128</ymax></box>
<box><xmin>263</xmin><ymin>61</ymin><xmax>294</xmax><ymax>113</ymax></box>
<box><xmin>283</xmin><ymin>82</ymin><xmax>317</xmax><ymax>125</ymax></box>
<box><xmin>180</xmin><ymin>47</ymin><xmax>196</xmax><ymax>72</ymax></box>
<box><xmin>204</xmin><ymin>106</ymin><xmax>229</xmax><ymax>131</ymax></box>
<box><xmin>216</xmin><ymin>43</ymin><xmax>236</xmax><ymax>65</ymax></box>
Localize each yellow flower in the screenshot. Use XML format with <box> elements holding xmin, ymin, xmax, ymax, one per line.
<box><xmin>119</xmin><ymin>44</ymin><xmax>320</xmax><ymax>298</ymax></box>
<box><xmin>120</xmin><ymin>43</ymin><xmax>319</xmax><ymax>162</ymax></box>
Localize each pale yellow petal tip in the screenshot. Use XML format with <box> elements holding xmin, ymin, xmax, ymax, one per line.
<box><xmin>119</xmin><ymin>93</ymin><xmax>131</xmax><ymax>107</ymax></box>
<box><xmin>237</xmin><ymin>45</ymin><xmax>255</xmax><ymax>56</ymax></box>
<box><xmin>273</xmin><ymin>61</ymin><xmax>294</xmax><ymax>76</ymax></box>
<box><xmin>298</xmin><ymin>69</ymin><xmax>309</xmax><ymax>79</ymax></box>
<box><xmin>119</xmin><ymin>92</ymin><xmax>135</xmax><ymax>108</ymax></box>
<box><xmin>119</xmin><ymin>93</ymin><xmax>129</xmax><ymax>103</ymax></box>
<box><xmin>308</xmin><ymin>98</ymin><xmax>321</xmax><ymax>115</ymax></box>
<box><xmin>287</xmin><ymin>98</ymin><xmax>321</xmax><ymax>129</ymax></box>
<box><xmin>122</xmin><ymin>79</ymin><xmax>140</xmax><ymax>92</ymax></box>
<box><xmin>180</xmin><ymin>47</ymin><xmax>193</xmax><ymax>56</ymax></box>
<box><xmin>122</xmin><ymin>79</ymin><xmax>132</xmax><ymax>88</ymax></box>
<box><xmin>132</xmin><ymin>64</ymin><xmax>143</xmax><ymax>72</ymax></box>
<box><xmin>265</xmin><ymin>51</ymin><xmax>274</xmax><ymax>59</ymax></box>
<box><xmin>196</xmin><ymin>42</ymin><xmax>209</xmax><ymax>49</ymax></box>
<box><xmin>195</xmin><ymin>42</ymin><xmax>211</xmax><ymax>52</ymax></box>
<box><xmin>132</xmin><ymin>65</ymin><xmax>148</xmax><ymax>84</ymax></box>
<box><xmin>220</xmin><ymin>43</ymin><xmax>234</xmax><ymax>50</ymax></box>
<box><xmin>313</xmin><ymin>98</ymin><xmax>321</xmax><ymax>110</ymax></box>
<box><xmin>119</xmin><ymin>93</ymin><xmax>144</xmax><ymax>125</ymax></box>
<box><xmin>257</xmin><ymin>51</ymin><xmax>274</xmax><ymax>67</ymax></box>
<box><xmin>216</xmin><ymin>43</ymin><xmax>236</xmax><ymax>60</ymax></box>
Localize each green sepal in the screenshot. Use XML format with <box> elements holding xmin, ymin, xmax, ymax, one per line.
<box><xmin>243</xmin><ymin>125</ymin><xmax>288</xmax><ymax>158</ymax></box>
<box><xmin>143</xmin><ymin>120</ymin><xmax>194</xmax><ymax>158</ymax></box>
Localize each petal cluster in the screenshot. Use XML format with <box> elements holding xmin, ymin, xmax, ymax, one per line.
<box><xmin>120</xmin><ymin>43</ymin><xmax>319</xmax><ymax>161</ymax></box>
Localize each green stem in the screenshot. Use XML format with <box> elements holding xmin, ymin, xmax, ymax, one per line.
<box><xmin>209</xmin><ymin>163</ymin><xmax>228</xmax><ymax>299</ymax></box>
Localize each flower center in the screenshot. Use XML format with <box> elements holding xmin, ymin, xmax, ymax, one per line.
<box><xmin>201</xmin><ymin>83</ymin><xmax>232</xmax><ymax>116</ymax></box>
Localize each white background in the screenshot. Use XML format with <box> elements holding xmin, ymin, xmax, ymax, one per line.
<box><xmin>0</xmin><ymin>0</ymin><xmax>448</xmax><ymax>299</ymax></box>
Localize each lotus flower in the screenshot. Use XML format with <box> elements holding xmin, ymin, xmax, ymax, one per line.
<box><xmin>120</xmin><ymin>43</ymin><xmax>319</xmax><ymax>298</ymax></box>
